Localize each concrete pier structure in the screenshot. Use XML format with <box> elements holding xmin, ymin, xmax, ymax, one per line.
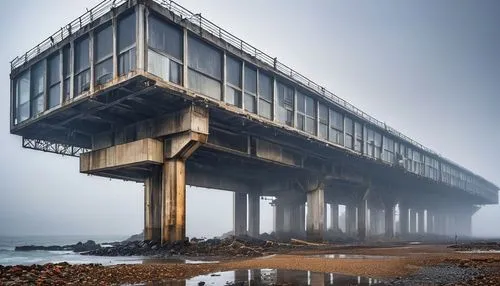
<box><xmin>330</xmin><ymin>203</ymin><xmax>339</xmax><ymax>231</ymax></box>
<box><xmin>427</xmin><ymin>211</ymin><xmax>434</xmax><ymax>233</ymax></box>
<box><xmin>409</xmin><ymin>209</ymin><xmax>417</xmax><ymax>234</ymax></box>
<box><xmin>399</xmin><ymin>204</ymin><xmax>409</xmax><ymax>236</ymax></box>
<box><xmin>8</xmin><ymin>0</ymin><xmax>497</xmax><ymax>244</ymax></box>
<box><xmin>357</xmin><ymin>200</ymin><xmax>367</xmax><ymax>240</ymax></box>
<box><xmin>417</xmin><ymin>210</ymin><xmax>425</xmax><ymax>234</ymax></box>
<box><xmin>248</xmin><ymin>193</ymin><xmax>260</xmax><ymax>237</ymax></box>
<box><xmin>306</xmin><ymin>187</ymin><xmax>325</xmax><ymax>241</ymax></box>
<box><xmin>234</xmin><ymin>192</ymin><xmax>248</xmax><ymax>236</ymax></box>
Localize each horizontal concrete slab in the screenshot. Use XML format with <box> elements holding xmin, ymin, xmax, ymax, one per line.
<box><xmin>80</xmin><ymin>138</ymin><xmax>163</xmax><ymax>173</ymax></box>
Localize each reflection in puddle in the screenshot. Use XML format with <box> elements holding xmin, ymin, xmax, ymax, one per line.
<box><xmin>310</xmin><ymin>254</ymin><xmax>393</xmax><ymax>260</ymax></box>
<box><xmin>141</xmin><ymin>258</ymin><xmax>220</xmax><ymax>265</ymax></box>
<box><xmin>137</xmin><ymin>269</ymin><xmax>382</xmax><ymax>285</ymax></box>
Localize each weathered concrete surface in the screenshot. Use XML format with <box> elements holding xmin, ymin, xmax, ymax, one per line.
<box><xmin>80</xmin><ymin>138</ymin><xmax>163</xmax><ymax>173</ymax></box>
<box><xmin>306</xmin><ymin>187</ymin><xmax>325</xmax><ymax>241</ymax></box>
<box><xmin>234</xmin><ymin>192</ymin><xmax>248</xmax><ymax>236</ymax></box>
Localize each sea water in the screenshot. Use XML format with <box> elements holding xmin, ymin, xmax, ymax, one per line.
<box><xmin>0</xmin><ymin>235</ymin><xmax>145</xmax><ymax>266</ymax></box>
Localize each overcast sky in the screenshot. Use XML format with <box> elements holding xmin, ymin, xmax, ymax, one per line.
<box><xmin>0</xmin><ymin>0</ymin><xmax>498</xmax><ymax>238</ymax></box>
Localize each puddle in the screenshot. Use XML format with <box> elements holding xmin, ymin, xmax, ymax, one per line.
<box><xmin>457</xmin><ymin>250</ymin><xmax>500</xmax><ymax>254</ymax></box>
<box><xmin>310</xmin><ymin>254</ymin><xmax>393</xmax><ymax>260</ymax></box>
<box><xmin>141</xmin><ymin>258</ymin><xmax>220</xmax><ymax>264</ymax></box>
<box><xmin>131</xmin><ymin>269</ymin><xmax>382</xmax><ymax>285</ymax></box>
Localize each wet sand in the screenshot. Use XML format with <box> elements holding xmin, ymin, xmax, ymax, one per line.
<box><xmin>2</xmin><ymin>244</ymin><xmax>500</xmax><ymax>285</ymax></box>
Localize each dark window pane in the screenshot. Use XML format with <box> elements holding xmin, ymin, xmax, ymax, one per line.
<box><xmin>297</xmin><ymin>114</ymin><xmax>305</xmax><ymax>131</ymax></box>
<box><xmin>297</xmin><ymin>92</ymin><xmax>305</xmax><ymax>113</ymax></box>
<box><xmin>16</xmin><ymin>71</ymin><xmax>30</xmax><ymax>123</ymax></box>
<box><xmin>170</xmin><ymin>60</ymin><xmax>182</xmax><ymax>85</ymax></box>
<box><xmin>148</xmin><ymin>15</ymin><xmax>182</xmax><ymax>60</ymax></box>
<box><xmin>305</xmin><ymin>117</ymin><xmax>315</xmax><ymax>135</ymax></box>
<box><xmin>63</xmin><ymin>46</ymin><xmax>71</xmax><ymax>78</ymax></box>
<box><xmin>319</xmin><ymin>123</ymin><xmax>328</xmax><ymax>140</ymax></box>
<box><xmin>31</xmin><ymin>61</ymin><xmax>45</xmax><ymax>97</ymax></box>
<box><xmin>226</xmin><ymin>56</ymin><xmax>241</xmax><ymax>87</ymax></box>
<box><xmin>118</xmin><ymin>13</ymin><xmax>136</xmax><ymax>51</ymax></box>
<box><xmin>31</xmin><ymin>95</ymin><xmax>44</xmax><ymax>116</ymax></box>
<box><xmin>258</xmin><ymin>72</ymin><xmax>272</xmax><ymax>100</ymax></box>
<box><xmin>188</xmin><ymin>36</ymin><xmax>221</xmax><ymax>80</ymax></box>
<box><xmin>225</xmin><ymin>86</ymin><xmax>241</xmax><ymax>107</ymax></box>
<box><xmin>119</xmin><ymin>47</ymin><xmax>136</xmax><ymax>75</ymax></box>
<box><xmin>259</xmin><ymin>99</ymin><xmax>271</xmax><ymax>119</ymax></box>
<box><xmin>277</xmin><ymin>82</ymin><xmax>293</xmax><ymax>126</ymax></box>
<box><xmin>48</xmin><ymin>83</ymin><xmax>60</xmax><ymax>109</ymax></box>
<box><xmin>345</xmin><ymin>117</ymin><xmax>353</xmax><ymax>135</ymax></box>
<box><xmin>188</xmin><ymin>69</ymin><xmax>221</xmax><ymax>100</ymax></box>
<box><xmin>305</xmin><ymin>95</ymin><xmax>315</xmax><ymax>117</ymax></box>
<box><xmin>244</xmin><ymin>66</ymin><xmax>256</xmax><ymax>93</ymax></box>
<box><xmin>63</xmin><ymin>79</ymin><xmax>70</xmax><ymax>102</ymax></box>
<box><xmin>75</xmin><ymin>69</ymin><xmax>90</xmax><ymax>94</ymax></box>
<box><xmin>319</xmin><ymin>104</ymin><xmax>328</xmax><ymax>123</ymax></box>
<box><xmin>148</xmin><ymin>49</ymin><xmax>169</xmax><ymax>79</ymax></box>
<box><xmin>48</xmin><ymin>54</ymin><xmax>60</xmax><ymax>85</ymax></box>
<box><xmin>244</xmin><ymin>93</ymin><xmax>256</xmax><ymax>113</ymax></box>
<box><xmin>95</xmin><ymin>58</ymin><xmax>113</xmax><ymax>85</ymax></box>
<box><xmin>95</xmin><ymin>24</ymin><xmax>113</xmax><ymax>61</ymax></box>
<box><xmin>345</xmin><ymin>134</ymin><xmax>353</xmax><ymax>149</ymax></box>
<box><xmin>330</xmin><ymin>109</ymin><xmax>343</xmax><ymax>131</ymax></box>
<box><xmin>75</xmin><ymin>37</ymin><xmax>89</xmax><ymax>73</ymax></box>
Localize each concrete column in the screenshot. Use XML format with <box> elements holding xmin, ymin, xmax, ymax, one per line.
<box><xmin>357</xmin><ymin>200</ymin><xmax>367</xmax><ymax>241</ymax></box>
<box><xmin>290</xmin><ymin>204</ymin><xmax>303</xmax><ymax>235</ymax></box>
<box><xmin>426</xmin><ymin>210</ymin><xmax>434</xmax><ymax>234</ymax></box>
<box><xmin>384</xmin><ymin>204</ymin><xmax>394</xmax><ymax>238</ymax></box>
<box><xmin>399</xmin><ymin>204</ymin><xmax>409</xmax><ymax>236</ymax></box>
<box><xmin>274</xmin><ymin>203</ymin><xmax>284</xmax><ymax>234</ymax></box>
<box><xmin>248</xmin><ymin>193</ymin><xmax>260</xmax><ymax>237</ymax></box>
<box><xmin>162</xmin><ymin>159</ymin><xmax>187</xmax><ymax>243</ymax></box>
<box><xmin>299</xmin><ymin>204</ymin><xmax>306</xmax><ymax>233</ymax></box>
<box><xmin>330</xmin><ymin>203</ymin><xmax>339</xmax><ymax>231</ymax></box>
<box><xmin>234</xmin><ymin>192</ymin><xmax>248</xmax><ymax>236</ymax></box>
<box><xmin>409</xmin><ymin>209</ymin><xmax>417</xmax><ymax>234</ymax></box>
<box><xmin>464</xmin><ymin>213</ymin><xmax>472</xmax><ymax>237</ymax></box>
<box><xmin>417</xmin><ymin>210</ymin><xmax>425</xmax><ymax>234</ymax></box>
<box><xmin>345</xmin><ymin>204</ymin><xmax>357</xmax><ymax>235</ymax></box>
<box><xmin>283</xmin><ymin>204</ymin><xmax>293</xmax><ymax>234</ymax></box>
<box><xmin>306</xmin><ymin>187</ymin><xmax>325</xmax><ymax>241</ymax></box>
<box><xmin>144</xmin><ymin>166</ymin><xmax>162</xmax><ymax>241</ymax></box>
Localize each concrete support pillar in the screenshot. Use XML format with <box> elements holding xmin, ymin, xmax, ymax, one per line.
<box><xmin>384</xmin><ymin>203</ymin><xmax>394</xmax><ymax>238</ymax></box>
<box><xmin>399</xmin><ymin>204</ymin><xmax>409</xmax><ymax>236</ymax></box>
<box><xmin>345</xmin><ymin>204</ymin><xmax>357</xmax><ymax>235</ymax></box>
<box><xmin>144</xmin><ymin>166</ymin><xmax>162</xmax><ymax>241</ymax></box>
<box><xmin>357</xmin><ymin>200</ymin><xmax>367</xmax><ymax>241</ymax></box>
<box><xmin>233</xmin><ymin>192</ymin><xmax>247</xmax><ymax>236</ymax></box>
<box><xmin>289</xmin><ymin>204</ymin><xmax>303</xmax><ymax>235</ymax></box>
<box><xmin>435</xmin><ymin>213</ymin><xmax>445</xmax><ymax>235</ymax></box>
<box><xmin>409</xmin><ymin>209</ymin><xmax>417</xmax><ymax>234</ymax></box>
<box><xmin>283</xmin><ymin>204</ymin><xmax>293</xmax><ymax>233</ymax></box>
<box><xmin>248</xmin><ymin>193</ymin><xmax>260</xmax><ymax>237</ymax></box>
<box><xmin>426</xmin><ymin>210</ymin><xmax>434</xmax><ymax>234</ymax></box>
<box><xmin>370</xmin><ymin>209</ymin><xmax>383</xmax><ymax>235</ymax></box>
<box><xmin>330</xmin><ymin>203</ymin><xmax>339</xmax><ymax>231</ymax></box>
<box><xmin>299</xmin><ymin>204</ymin><xmax>306</xmax><ymax>233</ymax></box>
<box><xmin>274</xmin><ymin>203</ymin><xmax>284</xmax><ymax>234</ymax></box>
<box><xmin>162</xmin><ymin>159</ymin><xmax>187</xmax><ymax>243</ymax></box>
<box><xmin>464</xmin><ymin>214</ymin><xmax>472</xmax><ymax>237</ymax></box>
<box><xmin>417</xmin><ymin>210</ymin><xmax>425</xmax><ymax>234</ymax></box>
<box><xmin>306</xmin><ymin>187</ymin><xmax>325</xmax><ymax>241</ymax></box>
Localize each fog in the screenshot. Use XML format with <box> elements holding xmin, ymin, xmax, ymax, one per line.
<box><xmin>0</xmin><ymin>0</ymin><xmax>498</xmax><ymax>238</ymax></box>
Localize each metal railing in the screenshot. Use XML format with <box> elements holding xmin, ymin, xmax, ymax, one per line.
<box><xmin>10</xmin><ymin>0</ymin><xmax>496</xmax><ymax>190</ymax></box>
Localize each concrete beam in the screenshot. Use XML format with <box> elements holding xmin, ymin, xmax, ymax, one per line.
<box><xmin>80</xmin><ymin>138</ymin><xmax>163</xmax><ymax>173</ymax></box>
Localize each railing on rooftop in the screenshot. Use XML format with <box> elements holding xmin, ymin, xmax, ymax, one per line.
<box><xmin>9</xmin><ymin>0</ymin><xmax>495</xmax><ymax>189</ymax></box>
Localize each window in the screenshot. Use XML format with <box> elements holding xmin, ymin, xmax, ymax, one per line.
<box><xmin>148</xmin><ymin>15</ymin><xmax>183</xmax><ymax>84</ymax></box>
<box><xmin>318</xmin><ymin>104</ymin><xmax>328</xmax><ymax>140</ymax></box>
<box><xmin>365</xmin><ymin>128</ymin><xmax>375</xmax><ymax>157</ymax></box>
<box><xmin>383</xmin><ymin>137</ymin><xmax>394</xmax><ymax>163</ymax></box>
<box><xmin>329</xmin><ymin>109</ymin><xmax>343</xmax><ymax>144</ymax></box>
<box><xmin>48</xmin><ymin>53</ymin><xmax>61</xmax><ymax>109</ymax></box>
<box><xmin>344</xmin><ymin>117</ymin><xmax>353</xmax><ymax>149</ymax></box>
<box><xmin>374</xmin><ymin>132</ymin><xmax>382</xmax><ymax>159</ymax></box>
<box><xmin>95</xmin><ymin>24</ymin><xmax>113</xmax><ymax>85</ymax></box>
<box><xmin>74</xmin><ymin>36</ymin><xmax>90</xmax><ymax>95</ymax></box>
<box><xmin>118</xmin><ymin>13</ymin><xmax>136</xmax><ymax>75</ymax></box>
<box><xmin>188</xmin><ymin>36</ymin><xmax>222</xmax><ymax>99</ymax></box>
<box><xmin>276</xmin><ymin>81</ymin><xmax>294</xmax><ymax>127</ymax></box>
<box><xmin>225</xmin><ymin>56</ymin><xmax>241</xmax><ymax>107</ymax></box>
<box><xmin>354</xmin><ymin>122</ymin><xmax>363</xmax><ymax>153</ymax></box>
<box><xmin>296</xmin><ymin>91</ymin><xmax>316</xmax><ymax>135</ymax></box>
<box><xmin>258</xmin><ymin>71</ymin><xmax>272</xmax><ymax>119</ymax></box>
<box><xmin>15</xmin><ymin>71</ymin><xmax>30</xmax><ymax>123</ymax></box>
<box><xmin>62</xmin><ymin>45</ymin><xmax>71</xmax><ymax>102</ymax></box>
<box><xmin>31</xmin><ymin>61</ymin><xmax>45</xmax><ymax>116</ymax></box>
